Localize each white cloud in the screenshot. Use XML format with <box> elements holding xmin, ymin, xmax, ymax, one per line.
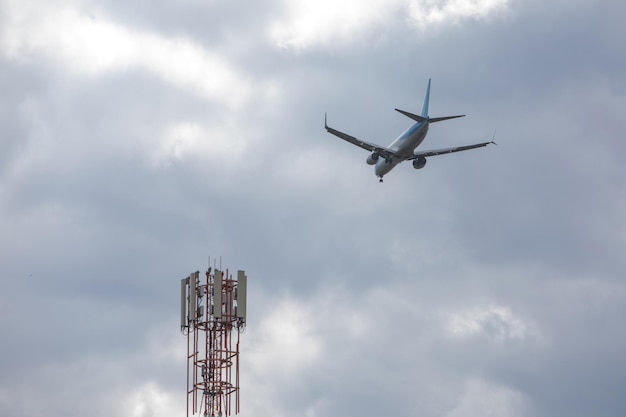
<box><xmin>122</xmin><ymin>382</ymin><xmax>183</xmax><ymax>417</ymax></box>
<box><xmin>446</xmin><ymin>305</ymin><xmax>531</xmax><ymax>341</ymax></box>
<box><xmin>270</xmin><ymin>0</ymin><xmax>396</xmax><ymax>50</ymax></box>
<box><xmin>408</xmin><ymin>0</ymin><xmax>509</xmax><ymax>26</ymax></box>
<box><xmin>445</xmin><ymin>378</ymin><xmax>529</xmax><ymax>417</ymax></box>
<box><xmin>248</xmin><ymin>299</ymin><xmax>322</xmax><ymax>376</ymax></box>
<box><xmin>0</xmin><ymin>0</ymin><xmax>251</xmax><ymax>108</ymax></box>
<box><xmin>269</xmin><ymin>0</ymin><xmax>509</xmax><ymax>50</ymax></box>
<box><xmin>150</xmin><ymin>121</ymin><xmax>248</xmax><ymax>167</ymax></box>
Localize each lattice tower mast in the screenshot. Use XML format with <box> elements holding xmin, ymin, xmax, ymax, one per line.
<box><xmin>181</xmin><ymin>267</ymin><xmax>247</xmax><ymax>417</ymax></box>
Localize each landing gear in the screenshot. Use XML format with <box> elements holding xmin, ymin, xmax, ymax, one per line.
<box><xmin>378</xmin><ymin>177</ymin><xmax>384</xmax><ymax>183</ymax></box>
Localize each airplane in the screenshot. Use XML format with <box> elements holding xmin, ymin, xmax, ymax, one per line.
<box><xmin>325</xmin><ymin>79</ymin><xmax>496</xmax><ymax>182</ymax></box>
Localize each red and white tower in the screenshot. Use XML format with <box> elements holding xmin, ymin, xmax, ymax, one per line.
<box><xmin>181</xmin><ymin>267</ymin><xmax>247</xmax><ymax>417</ymax></box>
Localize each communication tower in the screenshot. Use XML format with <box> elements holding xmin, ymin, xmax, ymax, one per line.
<box><xmin>180</xmin><ymin>267</ymin><xmax>247</xmax><ymax>417</ymax></box>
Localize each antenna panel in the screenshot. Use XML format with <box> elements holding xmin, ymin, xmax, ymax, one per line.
<box><xmin>180</xmin><ymin>277</ymin><xmax>188</xmax><ymax>328</ymax></box>
<box><xmin>189</xmin><ymin>272</ymin><xmax>198</xmax><ymax>321</ymax></box>
<box><xmin>214</xmin><ymin>270</ymin><xmax>223</xmax><ymax>318</ymax></box>
<box><xmin>236</xmin><ymin>271</ymin><xmax>247</xmax><ymax>320</ymax></box>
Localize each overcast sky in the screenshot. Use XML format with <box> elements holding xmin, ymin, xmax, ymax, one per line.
<box><xmin>1</xmin><ymin>0</ymin><xmax>625</xmax><ymax>416</ymax></box>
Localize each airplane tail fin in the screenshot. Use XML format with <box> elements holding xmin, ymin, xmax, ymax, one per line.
<box><xmin>421</xmin><ymin>78</ymin><xmax>431</xmax><ymax>118</ymax></box>
<box><xmin>395</xmin><ymin>79</ymin><xmax>464</xmax><ymax>123</ymax></box>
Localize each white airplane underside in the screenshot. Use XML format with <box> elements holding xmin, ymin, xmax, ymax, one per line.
<box><xmin>325</xmin><ymin>79</ymin><xmax>495</xmax><ymax>182</ymax></box>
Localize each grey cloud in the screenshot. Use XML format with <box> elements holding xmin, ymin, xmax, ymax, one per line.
<box><xmin>2</xmin><ymin>0</ymin><xmax>626</xmax><ymax>416</ymax></box>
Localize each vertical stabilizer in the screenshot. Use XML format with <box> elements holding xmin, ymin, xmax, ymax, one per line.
<box><xmin>421</xmin><ymin>78</ymin><xmax>431</xmax><ymax>118</ymax></box>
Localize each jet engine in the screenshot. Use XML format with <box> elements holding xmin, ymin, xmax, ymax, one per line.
<box><xmin>412</xmin><ymin>156</ymin><xmax>427</xmax><ymax>169</ymax></box>
<box><xmin>366</xmin><ymin>153</ymin><xmax>379</xmax><ymax>165</ymax></box>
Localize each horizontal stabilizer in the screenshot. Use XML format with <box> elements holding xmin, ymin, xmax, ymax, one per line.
<box><xmin>429</xmin><ymin>115</ymin><xmax>465</xmax><ymax>123</ymax></box>
<box><xmin>396</xmin><ymin>109</ymin><xmax>465</xmax><ymax>124</ymax></box>
<box><xmin>395</xmin><ymin>108</ymin><xmax>427</xmax><ymax>123</ymax></box>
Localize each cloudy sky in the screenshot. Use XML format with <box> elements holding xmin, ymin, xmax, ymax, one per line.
<box><xmin>1</xmin><ymin>0</ymin><xmax>625</xmax><ymax>416</ymax></box>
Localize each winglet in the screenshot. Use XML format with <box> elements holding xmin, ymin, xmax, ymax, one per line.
<box><xmin>324</xmin><ymin>112</ymin><xmax>328</xmax><ymax>129</ymax></box>
<box><xmin>491</xmin><ymin>129</ymin><xmax>497</xmax><ymax>145</ymax></box>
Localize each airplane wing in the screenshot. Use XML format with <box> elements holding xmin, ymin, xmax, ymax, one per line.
<box><xmin>325</xmin><ymin>113</ymin><xmax>395</xmax><ymax>160</ymax></box>
<box><xmin>406</xmin><ymin>140</ymin><xmax>496</xmax><ymax>160</ymax></box>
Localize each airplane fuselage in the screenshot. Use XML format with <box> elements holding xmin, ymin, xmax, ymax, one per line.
<box><xmin>374</xmin><ymin>120</ymin><xmax>429</xmax><ymax>178</ymax></box>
